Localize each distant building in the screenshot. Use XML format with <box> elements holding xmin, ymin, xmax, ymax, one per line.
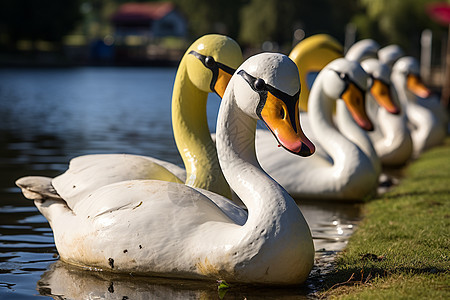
<box><xmin>109</xmin><ymin>1</ymin><xmax>188</xmax><ymax>64</ymax></box>
<box><xmin>111</xmin><ymin>2</ymin><xmax>187</xmax><ymax>40</ymax></box>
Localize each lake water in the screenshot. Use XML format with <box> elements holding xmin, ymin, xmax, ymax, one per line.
<box><xmin>0</xmin><ymin>67</ymin><xmax>362</xmax><ymax>299</ymax></box>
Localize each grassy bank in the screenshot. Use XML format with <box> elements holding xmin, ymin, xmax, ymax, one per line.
<box><xmin>318</xmin><ymin>137</ymin><xmax>450</xmax><ymax>299</ymax></box>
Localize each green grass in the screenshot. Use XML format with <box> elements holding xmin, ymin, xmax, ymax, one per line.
<box><xmin>318</xmin><ymin>137</ymin><xmax>450</xmax><ymax>299</ymax></box>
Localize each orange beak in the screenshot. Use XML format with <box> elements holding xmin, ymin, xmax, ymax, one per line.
<box><xmin>213</xmin><ymin>68</ymin><xmax>233</xmax><ymax>98</ymax></box>
<box><xmin>341</xmin><ymin>82</ymin><xmax>374</xmax><ymax>131</ymax></box>
<box><xmin>371</xmin><ymin>79</ymin><xmax>400</xmax><ymax>114</ymax></box>
<box><xmin>260</xmin><ymin>92</ymin><xmax>315</xmax><ymax>157</ymax></box>
<box><xmin>407</xmin><ymin>74</ymin><xmax>431</xmax><ymax>98</ymax></box>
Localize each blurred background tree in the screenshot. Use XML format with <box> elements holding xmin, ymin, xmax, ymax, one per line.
<box><xmin>172</xmin><ymin>0</ymin><xmax>244</xmax><ymax>38</ymax></box>
<box><xmin>0</xmin><ymin>0</ymin><xmax>447</xmax><ymax>59</ymax></box>
<box><xmin>352</xmin><ymin>0</ymin><xmax>446</xmax><ymax>56</ymax></box>
<box><xmin>238</xmin><ymin>0</ymin><xmax>358</xmax><ymax>50</ymax></box>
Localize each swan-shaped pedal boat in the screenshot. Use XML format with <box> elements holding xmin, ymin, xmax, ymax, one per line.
<box><xmin>391</xmin><ymin>56</ymin><xmax>446</xmax><ymax>156</ymax></box>
<box><xmin>257</xmin><ymin>35</ymin><xmax>405</xmax><ymax>200</ymax></box>
<box><xmin>16</xmin><ymin>34</ymin><xmax>243</xmax><ymax>204</ymax></box>
<box><xmin>257</xmin><ymin>58</ymin><xmax>380</xmax><ymax>201</ymax></box>
<box><xmin>16</xmin><ymin>53</ymin><xmax>316</xmax><ymax>285</ymax></box>
<box><xmin>346</xmin><ymin>39</ymin><xmax>412</xmax><ymax>166</ymax></box>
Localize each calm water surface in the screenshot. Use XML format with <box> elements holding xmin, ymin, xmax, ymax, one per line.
<box><xmin>0</xmin><ymin>67</ymin><xmax>362</xmax><ymax>299</ymax></box>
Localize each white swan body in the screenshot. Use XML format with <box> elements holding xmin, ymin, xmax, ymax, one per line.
<box><xmin>346</xmin><ymin>39</ymin><xmax>413</xmax><ymax>166</ymax></box>
<box><xmin>19</xmin><ymin>35</ymin><xmax>243</xmax><ymax>203</ymax></box>
<box><xmin>391</xmin><ymin>57</ymin><xmax>446</xmax><ymax>156</ymax></box>
<box><xmin>257</xmin><ymin>58</ymin><xmax>379</xmax><ymax>201</ymax></box>
<box><xmin>17</xmin><ymin>53</ymin><xmax>315</xmax><ymax>285</ymax></box>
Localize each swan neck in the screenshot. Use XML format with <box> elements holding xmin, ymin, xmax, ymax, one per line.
<box><xmin>308</xmin><ymin>77</ymin><xmax>349</xmax><ymax>153</ymax></box>
<box><xmin>335</xmin><ymin>100</ymin><xmax>381</xmax><ymax>174</ymax></box>
<box><xmin>216</xmin><ymin>83</ymin><xmax>298</xmax><ymax>227</ymax></box>
<box><xmin>212</xmin><ymin>79</ymin><xmax>314</xmax><ymax>282</ymax></box>
<box><xmin>391</xmin><ymin>73</ymin><xmax>410</xmax><ymax>107</ymax></box>
<box><xmin>171</xmin><ymin>59</ymin><xmax>231</xmax><ymax>198</ymax></box>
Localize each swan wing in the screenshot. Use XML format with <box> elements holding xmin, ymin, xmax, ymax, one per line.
<box><xmin>52</xmin><ymin>154</ymin><xmax>184</xmax><ymax>209</ymax></box>
<box><xmin>72</xmin><ymin>180</ymin><xmax>235</xmax><ymax>224</ymax></box>
<box><xmin>50</xmin><ymin>180</ymin><xmax>240</xmax><ymax>274</ymax></box>
<box><xmin>191</xmin><ymin>187</ymin><xmax>247</xmax><ymax>225</ymax></box>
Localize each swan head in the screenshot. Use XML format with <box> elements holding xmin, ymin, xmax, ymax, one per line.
<box><xmin>233</xmin><ymin>53</ymin><xmax>315</xmax><ymax>157</ymax></box>
<box><xmin>378</xmin><ymin>44</ymin><xmax>404</xmax><ymax>69</ymax></box>
<box><xmin>185</xmin><ymin>34</ymin><xmax>243</xmax><ymax>97</ymax></box>
<box><xmin>361</xmin><ymin>58</ymin><xmax>400</xmax><ymax>114</ymax></box>
<box><xmin>321</xmin><ymin>58</ymin><xmax>374</xmax><ymax>131</ymax></box>
<box><xmin>392</xmin><ymin>56</ymin><xmax>431</xmax><ymax>99</ymax></box>
<box><xmin>345</xmin><ymin>39</ymin><xmax>380</xmax><ymax>62</ymax></box>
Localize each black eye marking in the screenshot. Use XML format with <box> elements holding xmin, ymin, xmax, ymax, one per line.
<box><xmin>254</xmin><ymin>78</ymin><xmax>266</xmax><ymax>91</ymax></box>
<box><xmin>331</xmin><ymin>69</ymin><xmax>366</xmax><ymax>96</ymax></box>
<box><xmin>238</xmin><ymin>69</ymin><xmax>300</xmax><ymax>120</ymax></box>
<box><xmin>238</xmin><ymin>70</ymin><xmax>299</xmax><ymax>99</ymax></box>
<box><xmin>188</xmin><ymin>50</ymin><xmax>235</xmax><ymax>74</ymax></box>
<box><xmin>188</xmin><ymin>50</ymin><xmax>236</xmax><ymax>96</ymax></box>
<box><xmin>205</xmin><ymin>56</ymin><xmax>216</xmax><ymax>68</ymax></box>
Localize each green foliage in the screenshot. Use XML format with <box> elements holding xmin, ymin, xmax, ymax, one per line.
<box><xmin>319</xmin><ymin>138</ymin><xmax>450</xmax><ymax>299</ymax></box>
<box><xmin>239</xmin><ymin>0</ymin><xmax>278</xmax><ymax>46</ymax></box>
<box><xmin>0</xmin><ymin>0</ymin><xmax>446</xmax><ymax>55</ymax></box>
<box><xmin>173</xmin><ymin>0</ymin><xmax>244</xmax><ymax>39</ymax></box>
<box><xmin>173</xmin><ymin>0</ymin><xmax>446</xmax><ymax>52</ymax></box>
<box><xmin>173</xmin><ymin>0</ymin><xmax>358</xmax><ymax>49</ymax></box>
<box><xmin>238</xmin><ymin>0</ymin><xmax>358</xmax><ymax>48</ymax></box>
<box><xmin>217</xmin><ymin>280</ymin><xmax>230</xmax><ymax>299</ymax></box>
<box><xmin>353</xmin><ymin>0</ymin><xmax>446</xmax><ymax>54</ymax></box>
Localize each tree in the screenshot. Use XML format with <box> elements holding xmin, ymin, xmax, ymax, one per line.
<box><xmin>238</xmin><ymin>0</ymin><xmax>358</xmax><ymax>50</ymax></box>
<box><xmin>172</xmin><ymin>0</ymin><xmax>245</xmax><ymax>39</ymax></box>
<box><xmin>353</xmin><ymin>0</ymin><xmax>445</xmax><ymax>55</ymax></box>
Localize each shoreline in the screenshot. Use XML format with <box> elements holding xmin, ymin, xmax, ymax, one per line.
<box><xmin>315</xmin><ymin>136</ymin><xmax>450</xmax><ymax>299</ymax></box>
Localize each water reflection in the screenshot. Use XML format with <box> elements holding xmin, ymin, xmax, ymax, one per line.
<box><xmin>29</xmin><ymin>201</ymin><xmax>360</xmax><ymax>299</ymax></box>
<box><xmin>0</xmin><ymin>67</ymin><xmax>362</xmax><ymax>298</ymax></box>
<box><xmin>39</xmin><ymin>261</ymin><xmax>312</xmax><ymax>299</ymax></box>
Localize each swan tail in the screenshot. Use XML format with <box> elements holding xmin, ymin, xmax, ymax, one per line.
<box><xmin>16</xmin><ymin>176</ymin><xmax>75</xmax><ymax>226</ymax></box>
<box><xmin>16</xmin><ymin>176</ymin><xmax>62</xmax><ymax>201</ymax></box>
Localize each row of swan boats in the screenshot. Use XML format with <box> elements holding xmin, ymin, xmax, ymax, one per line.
<box><xmin>15</xmin><ymin>34</ymin><xmax>447</xmax><ymax>285</ymax></box>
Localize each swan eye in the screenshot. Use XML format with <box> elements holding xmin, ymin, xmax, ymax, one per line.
<box><xmin>254</xmin><ymin>78</ymin><xmax>266</xmax><ymax>91</ymax></box>
<box><xmin>205</xmin><ymin>56</ymin><xmax>216</xmax><ymax>68</ymax></box>
<box><xmin>339</xmin><ymin>72</ymin><xmax>349</xmax><ymax>81</ymax></box>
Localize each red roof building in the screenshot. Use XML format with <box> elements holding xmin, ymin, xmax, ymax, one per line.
<box><xmin>111</xmin><ymin>2</ymin><xmax>187</xmax><ymax>38</ymax></box>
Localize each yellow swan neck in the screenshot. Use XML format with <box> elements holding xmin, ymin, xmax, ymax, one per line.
<box><xmin>171</xmin><ymin>56</ymin><xmax>232</xmax><ymax>199</ymax></box>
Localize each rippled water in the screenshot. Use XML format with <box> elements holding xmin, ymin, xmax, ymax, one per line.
<box><xmin>0</xmin><ymin>67</ymin><xmax>362</xmax><ymax>299</ymax></box>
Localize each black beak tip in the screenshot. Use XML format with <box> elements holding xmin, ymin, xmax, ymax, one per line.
<box><xmin>299</xmin><ymin>143</ymin><xmax>314</xmax><ymax>157</ymax></box>
<box><xmin>392</xmin><ymin>108</ymin><xmax>401</xmax><ymax>115</ymax></box>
